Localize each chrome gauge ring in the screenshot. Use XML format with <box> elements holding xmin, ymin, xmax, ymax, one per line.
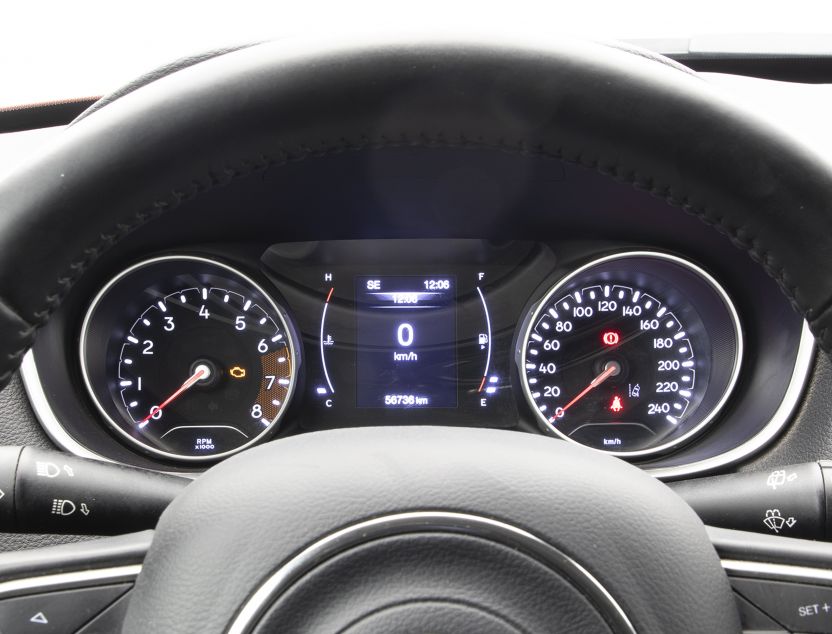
<box><xmin>517</xmin><ymin>251</ymin><xmax>743</xmax><ymax>457</ymax></box>
<box><xmin>79</xmin><ymin>255</ymin><xmax>300</xmax><ymax>462</ymax></box>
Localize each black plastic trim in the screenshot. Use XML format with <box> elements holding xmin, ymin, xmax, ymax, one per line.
<box><xmin>0</xmin><ymin>530</ymin><xmax>151</xmax><ymax>582</ymax></box>
<box><xmin>709</xmin><ymin>525</ymin><xmax>832</xmax><ymax>569</ymax></box>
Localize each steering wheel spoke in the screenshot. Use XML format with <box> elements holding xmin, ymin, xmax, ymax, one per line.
<box><xmin>0</xmin><ymin>531</ymin><xmax>148</xmax><ymax>632</ymax></box>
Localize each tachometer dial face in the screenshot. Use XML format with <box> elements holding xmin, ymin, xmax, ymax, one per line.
<box><xmin>80</xmin><ymin>256</ymin><xmax>300</xmax><ymax>462</ymax></box>
<box><xmin>517</xmin><ymin>252</ymin><xmax>742</xmax><ymax>456</ymax></box>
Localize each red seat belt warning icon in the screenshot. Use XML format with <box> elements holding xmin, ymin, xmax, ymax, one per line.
<box><xmin>609</xmin><ymin>395</ymin><xmax>624</xmax><ymax>413</ymax></box>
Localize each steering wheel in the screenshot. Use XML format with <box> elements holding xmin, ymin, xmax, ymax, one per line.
<box><xmin>2</xmin><ymin>34</ymin><xmax>832</xmax><ymax>633</ymax></box>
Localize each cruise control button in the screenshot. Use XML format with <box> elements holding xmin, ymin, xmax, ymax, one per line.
<box><xmin>0</xmin><ymin>583</ymin><xmax>130</xmax><ymax>633</ymax></box>
<box><xmin>731</xmin><ymin>577</ymin><xmax>832</xmax><ymax>633</ymax></box>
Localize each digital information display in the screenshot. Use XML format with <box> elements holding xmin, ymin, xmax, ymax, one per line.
<box><xmin>355</xmin><ymin>276</ymin><xmax>457</xmax><ymax>408</ymax></box>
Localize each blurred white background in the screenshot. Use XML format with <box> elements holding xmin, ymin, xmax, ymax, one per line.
<box><xmin>3</xmin><ymin>0</ymin><xmax>832</xmax><ymax>106</ymax></box>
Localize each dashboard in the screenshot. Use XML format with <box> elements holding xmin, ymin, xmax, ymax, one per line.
<box><xmin>5</xmin><ymin>37</ymin><xmax>832</xmax><ymax>633</ymax></box>
<box><xmin>17</xmin><ymin>141</ymin><xmax>811</xmax><ymax>477</ymax></box>
<box><xmin>0</xmin><ymin>49</ymin><xmax>824</xmax><ymax>486</ymax></box>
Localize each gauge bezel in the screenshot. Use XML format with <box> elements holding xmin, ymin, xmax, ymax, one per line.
<box><xmin>79</xmin><ymin>254</ymin><xmax>300</xmax><ymax>463</ymax></box>
<box><xmin>516</xmin><ymin>251</ymin><xmax>744</xmax><ymax>458</ymax></box>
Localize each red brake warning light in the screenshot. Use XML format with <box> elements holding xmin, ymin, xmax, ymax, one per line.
<box><xmin>602</xmin><ymin>331</ymin><xmax>620</xmax><ymax>346</ymax></box>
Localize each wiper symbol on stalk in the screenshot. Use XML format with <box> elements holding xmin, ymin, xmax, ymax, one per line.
<box><xmin>763</xmin><ymin>509</ymin><xmax>796</xmax><ymax>534</ymax></box>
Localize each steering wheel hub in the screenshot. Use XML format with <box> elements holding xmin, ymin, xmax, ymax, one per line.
<box><xmin>122</xmin><ymin>427</ymin><xmax>738</xmax><ymax>633</ymax></box>
<box><xmin>233</xmin><ymin>512</ymin><xmax>634</xmax><ymax>633</ymax></box>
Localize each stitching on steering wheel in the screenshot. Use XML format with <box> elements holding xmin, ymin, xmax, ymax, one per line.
<box><xmin>1</xmin><ymin>133</ymin><xmax>821</xmax><ymax>388</ymax></box>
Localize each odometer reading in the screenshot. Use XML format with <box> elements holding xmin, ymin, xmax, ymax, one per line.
<box><xmin>518</xmin><ymin>252</ymin><xmax>742</xmax><ymax>456</ymax></box>
<box><xmin>354</xmin><ymin>276</ymin><xmax>457</xmax><ymax>408</ymax></box>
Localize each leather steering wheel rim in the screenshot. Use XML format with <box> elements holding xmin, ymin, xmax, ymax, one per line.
<box><xmin>0</xmin><ymin>35</ymin><xmax>831</xmax><ymax>389</ymax></box>
<box><xmin>0</xmin><ymin>34</ymin><xmax>828</xmax><ymax>633</ymax></box>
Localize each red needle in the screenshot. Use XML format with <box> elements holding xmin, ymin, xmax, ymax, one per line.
<box><xmin>139</xmin><ymin>364</ymin><xmax>211</xmax><ymax>425</ymax></box>
<box><xmin>552</xmin><ymin>362</ymin><xmax>619</xmax><ymax>421</ymax></box>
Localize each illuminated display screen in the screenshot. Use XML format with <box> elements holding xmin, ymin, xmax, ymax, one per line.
<box><xmin>355</xmin><ymin>276</ymin><xmax>457</xmax><ymax>408</ymax></box>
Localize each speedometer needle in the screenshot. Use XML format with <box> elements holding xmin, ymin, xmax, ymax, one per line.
<box><xmin>139</xmin><ymin>364</ymin><xmax>211</xmax><ymax>425</ymax></box>
<box><xmin>553</xmin><ymin>361</ymin><xmax>620</xmax><ymax>421</ymax></box>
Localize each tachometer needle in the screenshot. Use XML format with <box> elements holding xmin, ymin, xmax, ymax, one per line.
<box><xmin>552</xmin><ymin>361</ymin><xmax>620</xmax><ymax>421</ymax></box>
<box><xmin>139</xmin><ymin>363</ymin><xmax>211</xmax><ymax>425</ymax></box>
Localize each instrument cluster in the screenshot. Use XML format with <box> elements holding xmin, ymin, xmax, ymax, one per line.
<box><xmin>66</xmin><ymin>239</ymin><xmax>777</xmax><ymax>470</ymax></box>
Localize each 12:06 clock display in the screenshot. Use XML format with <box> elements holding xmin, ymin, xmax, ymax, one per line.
<box><xmin>355</xmin><ymin>276</ymin><xmax>457</xmax><ymax>408</ymax></box>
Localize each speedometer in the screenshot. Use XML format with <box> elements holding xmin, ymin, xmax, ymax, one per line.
<box><xmin>517</xmin><ymin>252</ymin><xmax>742</xmax><ymax>456</ymax></box>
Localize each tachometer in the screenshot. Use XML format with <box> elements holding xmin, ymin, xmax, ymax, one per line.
<box><xmin>517</xmin><ymin>252</ymin><xmax>742</xmax><ymax>456</ymax></box>
<box><xmin>80</xmin><ymin>256</ymin><xmax>300</xmax><ymax>462</ymax></box>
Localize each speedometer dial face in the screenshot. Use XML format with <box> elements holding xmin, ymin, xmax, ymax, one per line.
<box><xmin>518</xmin><ymin>252</ymin><xmax>742</xmax><ymax>456</ymax></box>
<box><xmin>80</xmin><ymin>256</ymin><xmax>300</xmax><ymax>462</ymax></box>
